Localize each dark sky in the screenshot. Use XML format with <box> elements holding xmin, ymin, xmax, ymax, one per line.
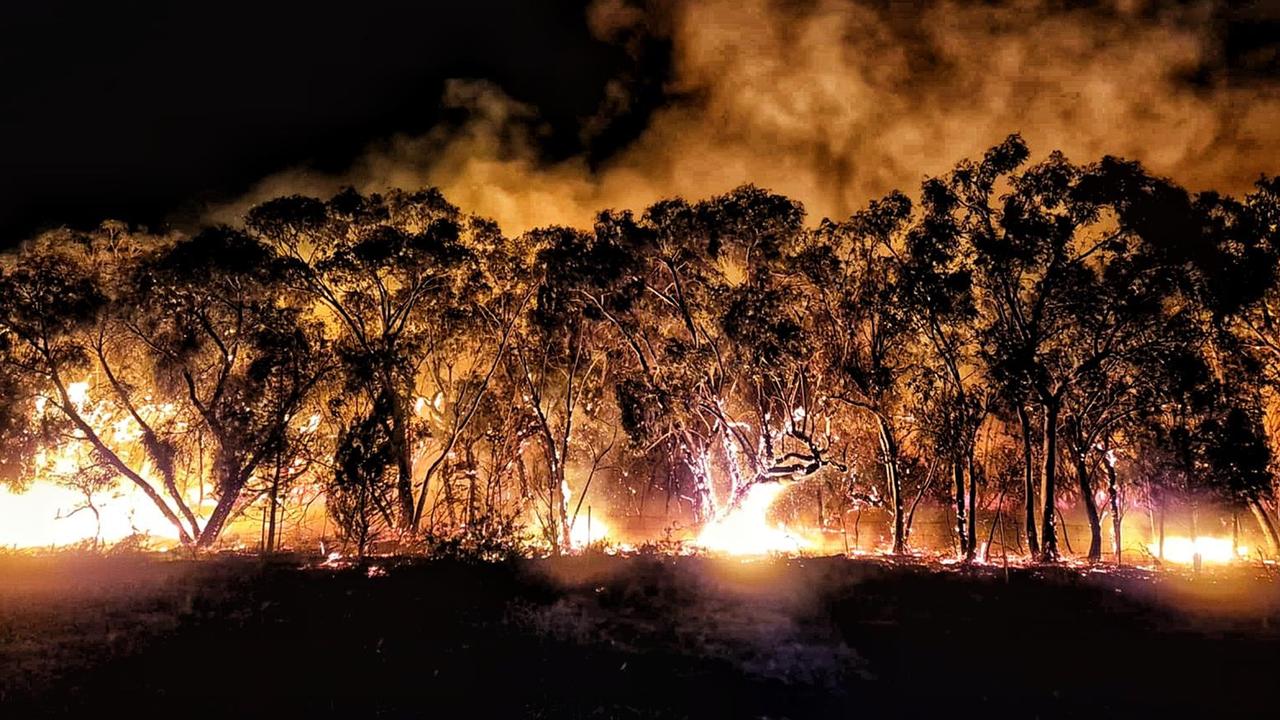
<box><xmin>0</xmin><ymin>0</ymin><xmax>659</xmax><ymax>247</ymax></box>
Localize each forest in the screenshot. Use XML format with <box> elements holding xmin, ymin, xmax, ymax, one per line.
<box><xmin>3</xmin><ymin>134</ymin><xmax>1280</xmax><ymax>565</ymax></box>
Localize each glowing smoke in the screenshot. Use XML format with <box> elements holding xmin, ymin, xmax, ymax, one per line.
<box><xmin>212</xmin><ymin>0</ymin><xmax>1280</xmax><ymax>232</ymax></box>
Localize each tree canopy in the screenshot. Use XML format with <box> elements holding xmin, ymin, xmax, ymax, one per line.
<box><xmin>2</xmin><ymin>136</ymin><xmax>1278</xmax><ymax>561</ymax></box>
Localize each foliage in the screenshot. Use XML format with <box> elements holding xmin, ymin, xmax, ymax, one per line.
<box><xmin>2</xmin><ymin>143</ymin><xmax>1279</xmax><ymax>561</ymax></box>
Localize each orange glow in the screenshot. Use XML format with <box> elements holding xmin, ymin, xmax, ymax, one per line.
<box><xmin>0</xmin><ymin>379</ymin><xmax>270</xmax><ymax>549</ymax></box>
<box><xmin>0</xmin><ymin>380</ymin><xmax>191</xmax><ymax>548</ymax></box>
<box><xmin>1148</xmin><ymin>536</ymin><xmax>1249</xmax><ymax>565</ymax></box>
<box><xmin>0</xmin><ymin>482</ymin><xmax>182</xmax><ymax>548</ymax></box>
<box><xmin>694</xmin><ymin>483</ymin><xmax>809</xmax><ymax>556</ymax></box>
<box><xmin>568</xmin><ymin>513</ymin><xmax>611</xmax><ymax>549</ymax></box>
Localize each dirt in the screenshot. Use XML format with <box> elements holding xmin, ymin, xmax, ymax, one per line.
<box><xmin>1</xmin><ymin>552</ymin><xmax>1278</xmax><ymax>718</ymax></box>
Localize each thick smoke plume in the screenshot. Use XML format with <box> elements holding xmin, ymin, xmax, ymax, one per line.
<box><xmin>212</xmin><ymin>0</ymin><xmax>1280</xmax><ymax>230</ymax></box>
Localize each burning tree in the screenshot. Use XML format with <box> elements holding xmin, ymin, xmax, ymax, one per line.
<box><xmin>938</xmin><ymin>138</ymin><xmax>1223</xmax><ymax>561</ymax></box>
<box><xmin>797</xmin><ymin>194</ymin><xmax>918</xmax><ymax>554</ymax></box>
<box><xmin>0</xmin><ymin>230</ymin><xmax>205</xmax><ymax>544</ymax></box>
<box><xmin>0</xmin><ymin>223</ymin><xmax>332</xmax><ymax>548</ymax></box>
<box><xmin>245</xmin><ymin>188</ymin><xmax>492</xmax><ymax>536</ymax></box>
<box><xmin>564</xmin><ymin>187</ymin><xmax>851</xmax><ymax>546</ymax></box>
<box><xmin>2</xmin><ymin>138</ymin><xmax>1279</xmax><ymax>562</ymax></box>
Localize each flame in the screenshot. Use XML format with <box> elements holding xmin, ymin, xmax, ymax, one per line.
<box><xmin>695</xmin><ymin>482</ymin><xmax>809</xmax><ymax>556</ymax></box>
<box><xmin>0</xmin><ymin>482</ymin><xmax>182</xmax><ymax>548</ymax></box>
<box><xmin>65</xmin><ymin>381</ymin><xmax>90</xmax><ymax>407</ymax></box>
<box><xmin>568</xmin><ymin>513</ymin><xmax>611</xmax><ymax>549</ymax></box>
<box><xmin>0</xmin><ymin>379</ymin><xmax>187</xmax><ymax>547</ymax></box>
<box><xmin>1148</xmin><ymin>536</ymin><xmax>1249</xmax><ymax>565</ymax></box>
<box><xmin>0</xmin><ymin>378</ymin><xmax>268</xmax><ymax>549</ymax></box>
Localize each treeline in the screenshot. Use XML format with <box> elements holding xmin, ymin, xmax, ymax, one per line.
<box><xmin>2</xmin><ymin>134</ymin><xmax>1279</xmax><ymax>560</ymax></box>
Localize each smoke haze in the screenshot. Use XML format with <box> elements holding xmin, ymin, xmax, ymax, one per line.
<box><xmin>212</xmin><ymin>0</ymin><xmax>1280</xmax><ymax>230</ymax></box>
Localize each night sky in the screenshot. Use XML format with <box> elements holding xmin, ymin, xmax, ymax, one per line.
<box><xmin>0</xmin><ymin>0</ymin><xmax>663</xmax><ymax>247</ymax></box>
<box><xmin>2</xmin><ymin>0</ymin><xmax>1278</xmax><ymax>248</ymax></box>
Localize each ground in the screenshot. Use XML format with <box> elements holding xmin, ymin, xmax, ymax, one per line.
<box><xmin>1</xmin><ymin>553</ymin><xmax>1278</xmax><ymax>718</ymax></box>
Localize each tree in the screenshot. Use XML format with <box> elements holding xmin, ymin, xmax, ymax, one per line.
<box><xmin>803</xmin><ymin>192</ymin><xmax>917</xmax><ymax>554</ymax></box>
<box><xmin>121</xmin><ymin>227</ymin><xmax>331</xmax><ymax>547</ymax></box>
<box><xmin>408</xmin><ymin>217</ymin><xmax>531</xmax><ymax>533</ymax></box>
<box><xmin>576</xmin><ymin>186</ymin><xmax>843</xmax><ymax>533</ymax></box>
<box><xmin>958</xmin><ymin>137</ymin><xmax>1202</xmax><ymax>561</ymax></box>
<box><xmin>246</xmin><ymin>188</ymin><xmax>479</xmax><ymax>531</ymax></box>
<box><xmin>1212</xmin><ymin>178</ymin><xmax>1280</xmax><ymax>551</ymax></box>
<box><xmin>902</xmin><ymin>177</ymin><xmax>990</xmax><ymax>560</ymax></box>
<box><xmin>0</xmin><ymin>230</ymin><xmax>198</xmax><ymax>544</ymax></box>
<box><xmin>515</xmin><ymin>226</ymin><xmax>616</xmax><ymax>550</ymax></box>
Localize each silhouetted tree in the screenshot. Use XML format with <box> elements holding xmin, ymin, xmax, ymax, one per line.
<box><xmin>246</xmin><ymin>188</ymin><xmax>477</xmax><ymax>531</ymax></box>
<box><xmin>804</xmin><ymin>192</ymin><xmax>916</xmax><ymax>554</ymax></box>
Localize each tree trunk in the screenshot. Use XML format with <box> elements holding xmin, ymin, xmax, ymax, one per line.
<box><xmin>1232</xmin><ymin>512</ymin><xmax>1240</xmax><ymax>557</ymax></box>
<box><xmin>1104</xmin><ymin>455</ymin><xmax>1121</xmax><ymax>565</ymax></box>
<box><xmin>1250</xmin><ymin>499</ymin><xmax>1280</xmax><ymax>557</ymax></box>
<box><xmin>983</xmin><ymin>488</ymin><xmax>1007</xmax><ymax>563</ymax></box>
<box><xmin>466</xmin><ymin>446</ymin><xmax>478</xmax><ymax>530</ymax></box>
<box><xmin>52</xmin><ymin>376</ymin><xmax>196</xmax><ymax>546</ymax></box>
<box><xmin>198</xmin><ymin>491</ymin><xmax>238</xmax><ymax>548</ymax></box>
<box><xmin>266</xmin><ymin>457</ymin><xmax>282</xmax><ymax>553</ymax></box>
<box><xmin>953</xmin><ymin>460</ymin><xmax>968</xmax><ymax>557</ymax></box>
<box><xmin>1074</xmin><ymin>452</ymin><xmax>1103</xmax><ymax>562</ymax></box>
<box><xmin>683</xmin><ymin>442</ymin><xmax>716</xmax><ymax>523</ymax></box>
<box><xmin>546</xmin><ymin>468</ymin><xmax>561</xmax><ymax>554</ymax></box>
<box><xmin>1057</xmin><ymin>507</ymin><xmax>1074</xmax><ymax>555</ymax></box>
<box><xmin>1016</xmin><ymin>404</ymin><xmax>1039</xmax><ymax>557</ymax></box>
<box><xmin>1158</xmin><ymin>501</ymin><xmax>1166</xmax><ymax>561</ymax></box>
<box><xmin>198</xmin><ymin>460</ymin><xmax>252</xmax><ymax>549</ymax></box>
<box><xmin>720</xmin><ymin>431</ymin><xmax>744</xmax><ymax>512</ymax></box>
<box><xmin>1038</xmin><ymin>399</ymin><xmax>1060</xmax><ymax>562</ymax></box>
<box><xmin>1190</xmin><ymin>505</ymin><xmax>1201</xmax><ymax>572</ymax></box>
<box><xmin>557</xmin><ymin>468</ymin><xmax>572</xmax><ymax>551</ymax></box>
<box><xmin>966</xmin><ymin>451</ymin><xmax>979</xmax><ymax>562</ymax></box>
<box><xmin>877</xmin><ymin>415</ymin><xmax>905</xmax><ymax>555</ymax></box>
<box><xmin>388</xmin><ymin>391</ymin><xmax>415</xmax><ymax>529</ymax></box>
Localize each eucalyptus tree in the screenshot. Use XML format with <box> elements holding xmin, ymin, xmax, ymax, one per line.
<box><xmin>914</xmin><ymin>139</ymin><xmax>1042</xmax><ymax>555</ymax></box>
<box><xmin>1058</xmin><ymin>336</ymin><xmax>1185</xmax><ymax>562</ymax></box>
<box><xmin>590</xmin><ymin>198</ymin><xmax>728</xmax><ymax>523</ymax></box>
<box><xmin>0</xmin><ymin>228</ymin><xmax>200</xmax><ymax>544</ymax></box>
<box><xmin>408</xmin><ymin>217</ymin><xmax>533</xmax><ymax>533</ymax></box>
<box><xmin>1129</xmin><ymin>354</ymin><xmax>1273</xmax><ymax>558</ymax></box>
<box><xmin>711</xmin><ymin>188</ymin><xmax>846</xmax><ymax>506</ymax></box>
<box><xmin>516</xmin><ymin>225</ymin><xmax>618</xmax><ymax>550</ymax></box>
<box><xmin>950</xmin><ymin>137</ymin><xmax>1212</xmax><ymax>561</ymax></box>
<box><xmin>245</xmin><ymin>188</ymin><xmax>479</xmax><ymax>530</ymax></box>
<box><xmin>1207</xmin><ymin>178</ymin><xmax>1280</xmax><ymax>547</ymax></box>
<box><xmin>1195</xmin><ymin>385</ymin><xmax>1274</xmax><ymax>552</ymax></box>
<box><xmin>584</xmin><ymin>186</ymin><xmax>843</xmax><ymax>529</ymax></box>
<box><xmin>801</xmin><ymin>192</ymin><xmax>917</xmax><ymax>554</ymax></box>
<box><xmin>123</xmin><ymin>226</ymin><xmax>331</xmax><ymax>546</ymax></box>
<box><xmin>900</xmin><ymin>177</ymin><xmax>990</xmax><ymax>560</ymax></box>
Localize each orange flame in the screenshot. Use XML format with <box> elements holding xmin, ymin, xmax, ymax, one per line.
<box><xmin>1148</xmin><ymin>536</ymin><xmax>1249</xmax><ymax>565</ymax></box>
<box><xmin>695</xmin><ymin>483</ymin><xmax>809</xmax><ymax>556</ymax></box>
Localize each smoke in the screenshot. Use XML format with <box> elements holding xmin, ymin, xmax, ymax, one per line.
<box><xmin>210</xmin><ymin>0</ymin><xmax>1280</xmax><ymax>231</ymax></box>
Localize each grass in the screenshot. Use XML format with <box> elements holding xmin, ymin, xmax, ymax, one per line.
<box><xmin>2</xmin><ymin>552</ymin><xmax>1278</xmax><ymax>718</ymax></box>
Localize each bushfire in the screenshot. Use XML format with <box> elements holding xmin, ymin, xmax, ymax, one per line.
<box><xmin>3</xmin><ymin>138</ymin><xmax>1280</xmax><ymax>567</ymax></box>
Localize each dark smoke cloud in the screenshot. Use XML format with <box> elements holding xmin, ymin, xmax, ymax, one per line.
<box><xmin>212</xmin><ymin>0</ymin><xmax>1280</xmax><ymax>230</ymax></box>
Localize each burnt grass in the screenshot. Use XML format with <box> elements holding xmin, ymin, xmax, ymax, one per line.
<box><xmin>2</xmin><ymin>553</ymin><xmax>1279</xmax><ymax>718</ymax></box>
